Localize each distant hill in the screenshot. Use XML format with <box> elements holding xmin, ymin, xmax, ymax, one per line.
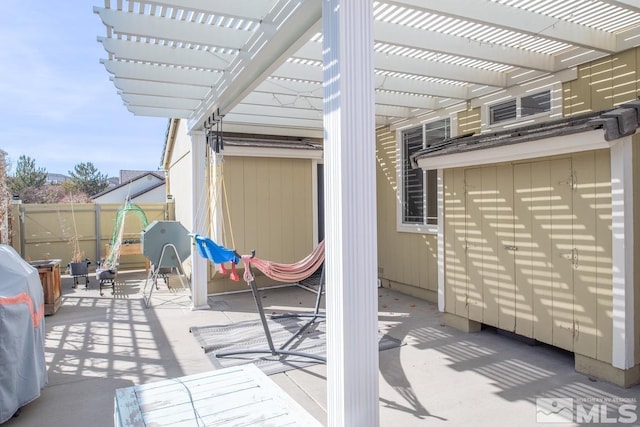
<box><xmin>46</xmin><ymin>173</ymin><xmax>69</xmax><ymax>185</ymax></box>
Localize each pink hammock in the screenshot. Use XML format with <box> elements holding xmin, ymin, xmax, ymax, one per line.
<box><xmin>241</xmin><ymin>240</ymin><xmax>325</xmax><ymax>283</ymax></box>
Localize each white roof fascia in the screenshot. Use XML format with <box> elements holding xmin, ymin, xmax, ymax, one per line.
<box><xmin>220</xmin><ymin>122</ymin><xmax>323</xmax><ymax>139</ymax></box>
<box><xmin>415</xmin><ymin>129</ymin><xmax>611</xmax><ymax>170</ymax></box>
<box><xmin>222</xmin><ymin>112</ymin><xmax>323</xmax><ymax>129</ymax></box>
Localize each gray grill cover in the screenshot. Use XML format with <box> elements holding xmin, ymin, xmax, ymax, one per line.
<box><xmin>0</xmin><ymin>245</ymin><xmax>47</xmax><ymax>423</ymax></box>
<box><xmin>141</xmin><ymin>221</ymin><xmax>191</xmax><ymax>268</ymax></box>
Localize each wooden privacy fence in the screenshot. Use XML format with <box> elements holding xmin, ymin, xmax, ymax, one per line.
<box><xmin>9</xmin><ymin>202</ymin><xmax>175</xmax><ymax>270</ymax></box>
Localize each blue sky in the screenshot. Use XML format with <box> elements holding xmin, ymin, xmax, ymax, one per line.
<box><xmin>0</xmin><ymin>1</ymin><xmax>168</xmax><ymax>178</ymax></box>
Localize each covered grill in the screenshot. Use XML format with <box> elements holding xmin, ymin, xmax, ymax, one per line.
<box><xmin>0</xmin><ymin>245</ymin><xmax>47</xmax><ymax>423</ymax></box>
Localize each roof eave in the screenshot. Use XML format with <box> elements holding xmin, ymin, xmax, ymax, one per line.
<box><xmin>415</xmin><ymin>128</ymin><xmax>615</xmax><ymax>170</ymax></box>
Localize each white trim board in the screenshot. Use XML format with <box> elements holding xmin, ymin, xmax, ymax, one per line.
<box><xmin>415</xmin><ymin>129</ymin><xmax>611</xmax><ymax>170</ymax></box>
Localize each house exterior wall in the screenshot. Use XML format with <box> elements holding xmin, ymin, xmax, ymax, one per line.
<box><xmin>563</xmin><ymin>47</ymin><xmax>640</xmax><ymax>115</ymax></box>
<box><xmin>131</xmin><ymin>185</ymin><xmax>167</xmax><ymax>204</ymax></box>
<box><xmin>457</xmin><ymin>106</ymin><xmax>481</xmax><ymax>135</ymax></box>
<box><xmin>405</xmin><ymin>47</ymin><xmax>640</xmax><ymax>384</ymax></box>
<box><xmin>163</xmin><ymin>121</ymin><xmax>320</xmax><ymax>294</ymax></box>
<box><xmin>375</xmin><ymin>126</ymin><xmax>438</xmax><ymax>301</ymax></box>
<box><xmin>166</xmin><ymin>120</ymin><xmax>194</xmax><ymax>234</ymax></box>
<box><xmin>207</xmin><ymin>155</ymin><xmax>316</xmax><ymax>294</ymax></box>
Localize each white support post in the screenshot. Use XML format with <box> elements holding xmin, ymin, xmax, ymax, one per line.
<box><xmin>610</xmin><ymin>137</ymin><xmax>635</xmax><ymax>369</ymax></box>
<box><xmin>437</xmin><ymin>169</ymin><xmax>445</xmax><ymax>312</ymax></box>
<box><xmin>189</xmin><ymin>131</ymin><xmax>209</xmax><ymax>310</ymax></box>
<box><xmin>322</xmin><ymin>1</ymin><xmax>379</xmax><ymax>425</ymax></box>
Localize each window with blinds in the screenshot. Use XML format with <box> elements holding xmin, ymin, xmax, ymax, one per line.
<box><xmin>489</xmin><ymin>90</ymin><xmax>551</xmax><ymax>125</ymax></box>
<box><xmin>401</xmin><ymin>119</ymin><xmax>448</xmax><ymax>227</ymax></box>
<box><xmin>402</xmin><ymin>126</ymin><xmax>424</xmax><ymax>224</ymax></box>
<box><xmin>490</xmin><ymin>99</ymin><xmax>517</xmax><ymax>124</ymax></box>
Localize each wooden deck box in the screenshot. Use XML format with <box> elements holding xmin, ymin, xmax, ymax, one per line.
<box><xmin>29</xmin><ymin>259</ymin><xmax>62</xmax><ymax>315</ymax></box>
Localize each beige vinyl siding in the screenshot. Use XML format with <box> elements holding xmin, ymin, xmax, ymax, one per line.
<box><xmin>206</xmin><ymin>155</ymin><xmax>315</xmax><ymax>294</ymax></box>
<box><xmin>166</xmin><ymin>119</ymin><xmax>195</xmax><ymax>234</ymax></box>
<box><xmin>223</xmin><ymin>156</ymin><xmax>314</xmax><ymax>264</ymax></box>
<box><xmin>444</xmin><ymin>151</ymin><xmax>614</xmax><ymax>361</ymax></box>
<box><xmin>563</xmin><ymin>47</ymin><xmax>640</xmax><ymax>115</ymax></box>
<box><xmin>443</xmin><ymin>168</ymin><xmax>469</xmax><ymax>316</ymax></box>
<box><xmin>457</xmin><ymin>107</ymin><xmax>481</xmax><ymax>136</ymax></box>
<box><xmin>376</xmin><ymin>126</ymin><xmax>438</xmax><ymax>300</ymax></box>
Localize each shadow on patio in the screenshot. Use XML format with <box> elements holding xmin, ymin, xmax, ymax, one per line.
<box><xmin>5</xmin><ymin>270</ymin><xmax>639</xmax><ymax>426</ymax></box>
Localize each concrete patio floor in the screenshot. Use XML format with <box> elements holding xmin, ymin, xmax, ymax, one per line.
<box><xmin>4</xmin><ymin>269</ymin><xmax>639</xmax><ymax>426</ymax></box>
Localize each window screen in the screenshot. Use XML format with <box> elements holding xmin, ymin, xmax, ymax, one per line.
<box><xmin>522</xmin><ymin>90</ymin><xmax>551</xmax><ymax>117</ymax></box>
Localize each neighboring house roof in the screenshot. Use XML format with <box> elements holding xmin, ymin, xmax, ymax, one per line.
<box><xmin>128</xmin><ymin>180</ymin><xmax>165</xmax><ymax>200</ymax></box>
<box><xmin>411</xmin><ymin>99</ymin><xmax>640</xmax><ymax>170</ymax></box>
<box><xmin>92</xmin><ymin>171</ymin><xmax>165</xmax><ymax>200</ymax></box>
<box><xmin>120</xmin><ymin>170</ymin><xmax>163</xmax><ymax>183</ymax></box>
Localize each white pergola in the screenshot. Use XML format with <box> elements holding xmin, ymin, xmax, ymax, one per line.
<box><xmin>95</xmin><ymin>1</ymin><xmax>640</xmax><ymax>424</ymax></box>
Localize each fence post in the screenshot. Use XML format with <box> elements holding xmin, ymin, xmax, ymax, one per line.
<box><xmin>19</xmin><ymin>204</ymin><xmax>25</xmax><ymax>257</ymax></box>
<box><xmin>95</xmin><ymin>203</ymin><xmax>101</xmax><ymax>264</ymax></box>
<box><xmin>9</xmin><ymin>202</ymin><xmax>21</xmax><ymax>254</ymax></box>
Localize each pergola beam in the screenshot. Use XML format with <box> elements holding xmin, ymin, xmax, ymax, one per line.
<box><xmin>190</xmin><ymin>1</ymin><xmax>322</xmax><ymax>130</ymax></box>
<box><xmin>94</xmin><ymin>7</ymin><xmax>248</xmax><ymax>49</ymax></box>
<box><xmin>126</xmin><ymin>105</ymin><xmax>193</xmax><ymax>118</ymax></box>
<box><xmin>98</xmin><ymin>37</ymin><xmax>235</xmax><ymax>70</ymax></box>
<box><xmin>112</xmin><ymin>77</ymin><xmax>209</xmax><ymax>99</ymax></box>
<box><xmin>374</xmin><ymin>20</ymin><xmax>557</xmax><ymax>72</ymax></box>
<box><xmin>136</xmin><ymin>0</ymin><xmax>278</xmax><ymax>20</ymax></box>
<box><xmin>395</xmin><ymin>0</ymin><xmax>618</xmax><ymax>53</ymax></box>
<box><xmin>120</xmin><ymin>93</ymin><xmax>201</xmax><ymax>110</ymax></box>
<box><xmin>102</xmin><ymin>59</ymin><xmax>220</xmax><ymax>86</ymax></box>
<box><xmin>294</xmin><ymin>42</ymin><xmax>509</xmax><ymax>87</ymax></box>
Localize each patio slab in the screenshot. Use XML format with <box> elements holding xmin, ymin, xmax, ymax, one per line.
<box><xmin>4</xmin><ymin>269</ymin><xmax>639</xmax><ymax>426</ymax></box>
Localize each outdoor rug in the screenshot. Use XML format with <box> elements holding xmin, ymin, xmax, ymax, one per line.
<box><xmin>190</xmin><ymin>316</ymin><xmax>404</xmax><ymax>375</ymax></box>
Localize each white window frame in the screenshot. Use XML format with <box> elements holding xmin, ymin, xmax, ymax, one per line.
<box><xmin>396</xmin><ymin>118</ymin><xmax>449</xmax><ymax>234</ymax></box>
